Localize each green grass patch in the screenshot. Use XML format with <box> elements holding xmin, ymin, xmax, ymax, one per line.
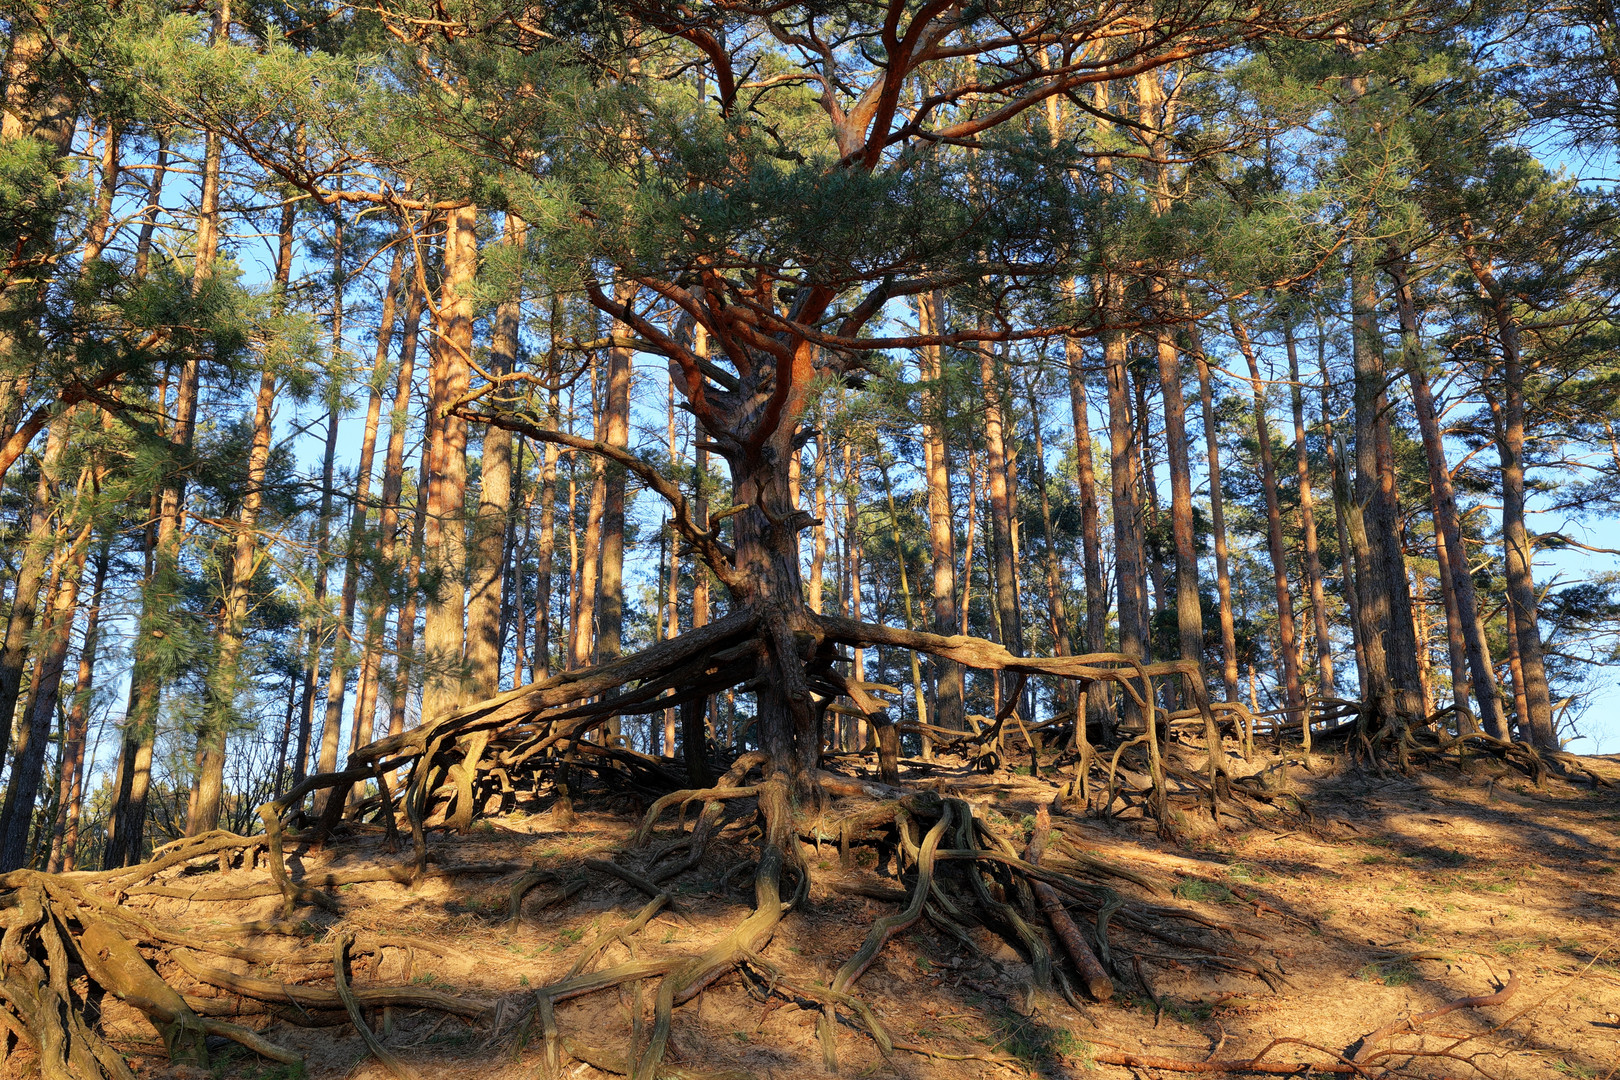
<box><xmin>987</xmin><ymin>1008</ymin><xmax>1092</xmax><ymax>1065</ymax></box>
<box><xmin>1173</xmin><ymin>879</ymin><xmax>1238</xmax><ymax>904</ymax></box>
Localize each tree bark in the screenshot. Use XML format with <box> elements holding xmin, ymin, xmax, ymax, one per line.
<box><xmin>1388</xmin><ymin>260</ymin><xmax>1508</xmax><ymax>738</ymax></box>
<box><xmin>48</xmin><ymin>537</ymin><xmax>109</xmax><ymax>873</ymax></box>
<box><xmin>355</xmin><ymin>243</ymin><xmax>427</xmax><ymax>751</ymax></box>
<box><xmin>1284</xmin><ymin>319</ymin><xmax>1334</xmax><ymax>695</ymax></box>
<box><xmin>0</xmin><ymin>466</ymin><xmax>93</xmax><ymax>870</ymax></box>
<box><xmin>917</xmin><ymin>290</ymin><xmax>964</xmax><ymax>731</ymax></box>
<box><xmin>1193</xmin><ymin>338</ymin><xmax>1242</xmax><ymax>703</ymax></box>
<box><xmin>1026</xmin><ymin>377</ymin><xmax>1073</xmax><ymax>678</ymax></box>
<box><xmin>594</xmin><ymin>280</ymin><xmax>635</xmax><ymax>719</ymax></box>
<box><xmin>570</xmin><ymin>359</ymin><xmax>607</xmax><ymax>671</ymax></box>
<box><xmin>1350</xmin><ymin>247</ymin><xmax>1423</xmax><ymax>727</ymax></box>
<box><xmin>1316</xmin><ymin>310</ymin><xmax>1367</xmax><ymax>695</ymax></box>
<box><xmin>981</xmin><ymin>340</ymin><xmax>1023</xmax><ymax>667</ymax></box>
<box><xmin>468</xmin><ymin>216</ymin><xmax>526</xmax><ymax>698</ymax></box>
<box><xmin>1231</xmin><ymin>311</ymin><xmax>1305</xmax><ymax>731</ymax></box>
<box><xmin>1104</xmin><ymin>297</ymin><xmax>1150</xmax><ymax>696</ymax></box>
<box><xmin>1458</xmin><ymin>230</ymin><xmax>1558</xmax><ymax>749</ymax></box>
<box><xmin>421</xmin><ymin>204</ymin><xmax>478</xmax><ymax>721</ymax></box>
<box><xmin>311</xmin><ymin>242</ymin><xmax>403</xmax><ymax>810</ymax></box>
<box><xmin>0</xmin><ymin>422</ymin><xmax>64</xmax><ymax>772</ymax></box>
<box><xmin>532</xmin><ymin>345</ymin><xmax>561</xmax><ymax>683</ymax></box>
<box><xmin>106</xmin><ymin>28</ymin><xmax>224</xmax><ymax>861</ymax></box>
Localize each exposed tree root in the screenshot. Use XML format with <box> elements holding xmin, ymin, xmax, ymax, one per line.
<box><xmin>1</xmin><ymin>605</ymin><xmax>1571</xmax><ymax>1076</ymax></box>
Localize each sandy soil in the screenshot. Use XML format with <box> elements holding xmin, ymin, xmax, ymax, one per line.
<box><xmin>33</xmin><ymin>750</ymin><xmax>1620</xmax><ymax>1080</ymax></box>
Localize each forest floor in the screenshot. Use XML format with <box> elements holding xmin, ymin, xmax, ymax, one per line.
<box><xmin>56</xmin><ymin>747</ymin><xmax>1620</xmax><ymax>1080</ymax></box>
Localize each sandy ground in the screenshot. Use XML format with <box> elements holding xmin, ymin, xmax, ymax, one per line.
<box><xmin>29</xmin><ymin>749</ymin><xmax>1620</xmax><ymax>1080</ymax></box>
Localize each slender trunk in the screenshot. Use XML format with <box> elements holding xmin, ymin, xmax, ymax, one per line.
<box><xmin>1459</xmin><ymin>232</ymin><xmax>1557</xmax><ymax>749</ymax></box>
<box><xmin>1503</xmin><ymin>589</ymin><xmax>1532</xmax><ymax>736</ymax></box>
<box><xmin>0</xmin><ymin>423</ymin><xmax>64</xmax><ymax>770</ymax></box>
<box><xmin>1153</xmin><ymin>315</ymin><xmax>1204</xmax><ymax>680</ymax></box>
<box><xmin>1065</xmin><ymin>333</ymin><xmax>1107</xmax><ymax>655</ymax></box>
<box><xmin>809</xmin><ymin>435</ymin><xmax>829</xmax><ymax>615</ymax></box>
<box><xmin>876</xmin><ymin>455</ymin><xmax>931</xmax><ymax>750</ymax></box>
<box><xmin>297</xmin><ymin>400</ymin><xmax>341</xmax><ymax>783</ymax></box>
<box><xmin>844</xmin><ymin>442</ymin><xmax>866</xmax><ymax>751</ymax></box>
<box><xmin>1351</xmin><ymin>249</ymin><xmax>1422</xmax><ymax>726</ymax></box>
<box><xmin>1432</xmin><ymin>508</ymin><xmax>1473</xmax><ymax>730</ymax></box>
<box><xmin>571</xmin><ymin>360</ymin><xmax>607</xmax><ymax>670</ymax></box>
<box><xmin>193</xmin><ymin>360</ymin><xmax>280</xmax><ymax>833</ymax></box>
<box><xmin>48</xmin><ymin>538</ymin><xmax>109</xmax><ymax>872</ymax></box>
<box><xmin>1285</xmin><ymin>320</ymin><xmax>1334</xmax><ymax>694</ymax></box>
<box><xmin>981</xmin><ymin>341</ymin><xmax>1022</xmax><ymax>660</ymax></box>
<box><xmin>1193</xmin><ymin>340</ymin><xmax>1241</xmax><ymax>703</ymax></box>
<box><xmin>355</xmin><ymin>247</ymin><xmax>427</xmax><ymax>749</ymax></box>
<box><xmin>312</xmin><ymin>244</ymin><xmax>401</xmax><ymax>808</ymax></box>
<box><xmin>421</xmin><ymin>204</ymin><xmax>478</xmax><ymax>720</ymax></box>
<box><xmin>468</xmin><ymin>217</ymin><xmax>525</xmax><ymax>699</ymax></box>
<box><xmin>532</xmin><ymin>350</ymin><xmax>560</xmax><ymax>683</ymax></box>
<box><xmin>918</xmin><ymin>291</ymin><xmax>964</xmax><ymax>730</ymax></box>
<box><xmin>595</xmin><ymin>280</ymin><xmax>635</xmax><ymax>710</ymax></box>
<box><xmin>1412</xmin><ymin>568</ymin><xmax>1435</xmax><ymax>716</ymax></box>
<box><xmin>1027</xmin><ymin>381</ymin><xmax>1071</xmax><ymax>662</ymax></box>
<box><xmin>0</xmin><ymin>487</ymin><xmax>93</xmax><ymax>870</ymax></box>
<box><xmin>82</xmin><ymin>120</ymin><xmax>120</xmax><ymax>264</ymax></box>
<box><xmin>1231</xmin><ymin>311</ymin><xmax>1305</xmax><ymax>729</ymax></box>
<box><xmin>1138</xmin><ymin>370</ymin><xmax>1170</xmax><ymax>624</ymax></box>
<box><xmin>1389</xmin><ymin>261</ymin><xmax>1507</xmax><ymax>737</ymax></box>
<box><xmin>390</xmin><ymin>440</ymin><xmax>432</xmax><ymax>740</ymax></box>
<box><xmin>302</xmin><ymin>218</ymin><xmax>352</xmax><ymax>788</ymax></box>
<box><xmin>960</xmin><ymin>449</ymin><xmax>978</xmax><ymax>637</ymax></box>
<box><xmin>1317</xmin><ymin>311</ymin><xmax>1366</xmax><ymax>695</ymax></box>
<box><xmin>1104</xmin><ymin>307</ymin><xmax>1149</xmax><ymax>676</ymax></box>
<box><xmin>131</xmin><ymin>133</ymin><xmax>169</xmax><ymax>282</ymax></box>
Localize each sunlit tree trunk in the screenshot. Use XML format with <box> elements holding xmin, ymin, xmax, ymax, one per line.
<box><xmin>532</xmin><ymin>345</ymin><xmax>561</xmax><ymax>683</ymax></box>
<box><xmin>355</xmin><ymin>250</ymin><xmax>427</xmax><ymax>751</ymax></box>
<box><xmin>917</xmin><ymin>290</ymin><xmax>964</xmax><ymax>731</ymax></box>
<box><xmin>421</xmin><ymin>204</ymin><xmax>478</xmax><ymax>721</ymax></box>
<box><xmin>107</xmin><ymin>25</ymin><xmax>225</xmax><ymax>861</ymax></box>
<box><xmin>981</xmin><ymin>341</ymin><xmax>1022</xmax><ymax>664</ymax></box>
<box><xmin>571</xmin><ymin>357</ymin><xmax>607</xmax><ymax>671</ymax></box>
<box><xmin>595</xmin><ymin>281</ymin><xmax>635</xmax><ymax>688</ymax></box>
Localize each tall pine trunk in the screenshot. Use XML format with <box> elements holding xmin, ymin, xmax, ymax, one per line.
<box><xmin>1350</xmin><ymin>248</ymin><xmax>1423</xmax><ymax>727</ymax></box>
<box><xmin>421</xmin><ymin>204</ymin><xmax>478</xmax><ymax>721</ymax></box>
<box><xmin>917</xmin><ymin>290</ymin><xmax>964</xmax><ymax>730</ymax></box>
<box><xmin>48</xmin><ymin>538</ymin><xmax>109</xmax><ymax>872</ymax></box>
<box><xmin>1285</xmin><ymin>320</ymin><xmax>1334</xmax><ymax>695</ymax></box>
<box><xmin>1194</xmin><ymin>339</ymin><xmax>1242</xmax><ymax>703</ymax></box>
<box><xmin>355</xmin><ymin>248</ymin><xmax>427</xmax><ymax>750</ymax></box>
<box><xmin>468</xmin><ymin>216</ymin><xmax>526</xmax><ymax>698</ymax></box>
<box><xmin>0</xmin><ymin>465</ymin><xmax>93</xmax><ymax>870</ymax></box>
<box><xmin>1389</xmin><ymin>261</ymin><xmax>1507</xmax><ymax>738</ymax></box>
<box><xmin>1457</xmin><ymin>233</ymin><xmax>1557</xmax><ymax>748</ymax></box>
<box><xmin>1231</xmin><ymin>311</ymin><xmax>1305</xmax><ymax>729</ymax></box>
